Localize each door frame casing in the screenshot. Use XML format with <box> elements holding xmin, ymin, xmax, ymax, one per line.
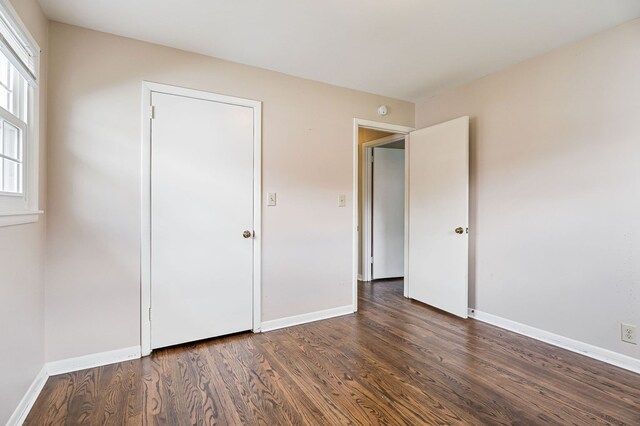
<box><xmin>361</xmin><ymin>133</ymin><xmax>406</xmax><ymax>282</ymax></box>
<box><xmin>352</xmin><ymin>119</ymin><xmax>414</xmax><ymax>311</ymax></box>
<box><xmin>141</xmin><ymin>81</ymin><xmax>262</xmax><ymax>356</ymax></box>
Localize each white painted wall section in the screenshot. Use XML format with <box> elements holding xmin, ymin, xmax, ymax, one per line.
<box><xmin>415</xmin><ymin>18</ymin><xmax>640</xmax><ymax>361</ymax></box>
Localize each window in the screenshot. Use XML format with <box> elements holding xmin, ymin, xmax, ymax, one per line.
<box><xmin>0</xmin><ymin>1</ymin><xmax>40</xmax><ymax>227</ymax></box>
<box><xmin>0</xmin><ymin>53</ymin><xmax>27</xmax><ymax>195</ymax></box>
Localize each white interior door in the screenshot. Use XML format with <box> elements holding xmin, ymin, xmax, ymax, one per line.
<box><xmin>151</xmin><ymin>91</ymin><xmax>254</xmax><ymax>349</ymax></box>
<box><xmin>372</xmin><ymin>147</ymin><xmax>405</xmax><ymax>279</ymax></box>
<box><xmin>407</xmin><ymin>116</ymin><xmax>469</xmax><ymax>318</ymax></box>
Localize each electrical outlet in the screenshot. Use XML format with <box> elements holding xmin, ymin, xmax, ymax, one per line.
<box><xmin>621</xmin><ymin>323</ymin><xmax>637</xmax><ymax>344</ymax></box>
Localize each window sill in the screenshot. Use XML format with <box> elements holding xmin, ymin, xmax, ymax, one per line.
<box><xmin>0</xmin><ymin>210</ymin><xmax>44</xmax><ymax>227</ymax></box>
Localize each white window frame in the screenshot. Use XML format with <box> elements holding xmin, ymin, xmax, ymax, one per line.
<box><xmin>0</xmin><ymin>0</ymin><xmax>42</xmax><ymax>227</ymax></box>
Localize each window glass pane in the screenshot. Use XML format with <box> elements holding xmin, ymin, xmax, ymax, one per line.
<box><xmin>13</xmin><ymin>68</ymin><xmax>27</xmax><ymax>123</ymax></box>
<box><xmin>0</xmin><ymin>54</ymin><xmax>8</xmax><ymax>87</ymax></box>
<box><xmin>2</xmin><ymin>158</ymin><xmax>20</xmax><ymax>193</ymax></box>
<box><xmin>3</xmin><ymin>120</ymin><xmax>19</xmax><ymax>160</ymax></box>
<box><xmin>0</xmin><ymin>86</ymin><xmax>9</xmax><ymax>111</ymax></box>
<box><xmin>0</xmin><ymin>49</ymin><xmax>27</xmax><ymax>120</ymax></box>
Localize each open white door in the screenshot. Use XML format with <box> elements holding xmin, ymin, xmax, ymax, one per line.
<box><xmin>407</xmin><ymin>116</ymin><xmax>469</xmax><ymax>318</ymax></box>
<box><xmin>372</xmin><ymin>147</ymin><xmax>405</xmax><ymax>279</ymax></box>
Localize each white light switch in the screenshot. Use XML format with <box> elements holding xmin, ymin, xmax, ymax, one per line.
<box><xmin>267</xmin><ymin>193</ymin><xmax>276</xmax><ymax>206</ymax></box>
<box><xmin>339</xmin><ymin>194</ymin><xmax>346</xmax><ymax>207</ymax></box>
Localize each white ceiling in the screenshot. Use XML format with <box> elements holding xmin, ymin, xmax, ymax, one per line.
<box><xmin>37</xmin><ymin>0</ymin><xmax>640</xmax><ymax>101</ymax></box>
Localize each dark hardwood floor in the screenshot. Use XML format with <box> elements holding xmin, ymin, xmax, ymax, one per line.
<box><xmin>26</xmin><ymin>280</ymin><xmax>640</xmax><ymax>425</ymax></box>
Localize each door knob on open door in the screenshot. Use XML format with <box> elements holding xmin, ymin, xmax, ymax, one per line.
<box><xmin>243</xmin><ymin>230</ymin><xmax>252</xmax><ymax>238</ymax></box>
<box><xmin>455</xmin><ymin>227</ymin><xmax>464</xmax><ymax>234</ymax></box>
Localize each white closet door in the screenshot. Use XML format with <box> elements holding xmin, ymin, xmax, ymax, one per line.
<box><xmin>151</xmin><ymin>91</ymin><xmax>254</xmax><ymax>349</ymax></box>
<box><xmin>407</xmin><ymin>116</ymin><xmax>469</xmax><ymax>318</ymax></box>
<box><xmin>372</xmin><ymin>147</ymin><xmax>405</xmax><ymax>279</ymax></box>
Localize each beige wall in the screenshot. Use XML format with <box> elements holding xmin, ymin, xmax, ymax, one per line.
<box><xmin>0</xmin><ymin>0</ymin><xmax>48</xmax><ymax>423</ymax></box>
<box><xmin>45</xmin><ymin>22</ymin><xmax>414</xmax><ymax>361</ymax></box>
<box><xmin>416</xmin><ymin>18</ymin><xmax>640</xmax><ymax>359</ymax></box>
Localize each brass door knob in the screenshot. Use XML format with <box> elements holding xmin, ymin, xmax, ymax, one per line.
<box><xmin>455</xmin><ymin>227</ymin><xmax>464</xmax><ymax>234</ymax></box>
<box><xmin>243</xmin><ymin>230</ymin><xmax>252</xmax><ymax>238</ymax></box>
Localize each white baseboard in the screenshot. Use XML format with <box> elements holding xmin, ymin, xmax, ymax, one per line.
<box><xmin>357</xmin><ymin>274</ymin><xmax>363</xmax><ymax>281</ymax></box>
<box><xmin>47</xmin><ymin>346</ymin><xmax>141</xmax><ymax>376</ymax></box>
<box><xmin>262</xmin><ymin>305</ymin><xmax>354</xmax><ymax>332</ymax></box>
<box><xmin>8</xmin><ymin>346</ymin><xmax>142</xmax><ymax>424</ymax></box>
<box><xmin>469</xmin><ymin>309</ymin><xmax>640</xmax><ymax>375</ymax></box>
<box><xmin>6</xmin><ymin>365</ymin><xmax>48</xmax><ymax>426</ymax></box>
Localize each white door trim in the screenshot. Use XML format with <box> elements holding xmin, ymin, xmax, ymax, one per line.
<box><xmin>141</xmin><ymin>81</ymin><xmax>262</xmax><ymax>356</ymax></box>
<box><xmin>352</xmin><ymin>119</ymin><xmax>414</xmax><ymax>312</ymax></box>
<box><xmin>404</xmin><ymin>134</ymin><xmax>410</xmax><ymax>299</ymax></box>
<box><xmin>361</xmin><ymin>133</ymin><xmax>406</xmax><ymax>282</ymax></box>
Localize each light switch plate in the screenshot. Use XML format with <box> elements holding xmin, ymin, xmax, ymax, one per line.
<box><xmin>339</xmin><ymin>194</ymin><xmax>346</xmax><ymax>207</ymax></box>
<box><xmin>267</xmin><ymin>193</ymin><xmax>276</xmax><ymax>206</ymax></box>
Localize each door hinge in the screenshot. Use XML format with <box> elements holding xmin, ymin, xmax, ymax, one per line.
<box><xmin>149</xmin><ymin>307</ymin><xmax>152</xmax><ymax>321</ymax></box>
<box><xmin>150</xmin><ymin>106</ymin><xmax>155</xmax><ymax>120</ymax></box>
<box><xmin>370</xmin><ymin>256</ymin><xmax>374</xmax><ymax>264</ymax></box>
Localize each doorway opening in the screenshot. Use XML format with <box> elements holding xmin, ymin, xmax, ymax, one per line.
<box><xmin>352</xmin><ymin>117</ymin><xmax>470</xmax><ymax>317</ymax></box>
<box><xmin>362</xmin><ymin>133</ymin><xmax>406</xmax><ymax>283</ymax></box>
<box><xmin>352</xmin><ymin>119</ymin><xmax>413</xmax><ymax>311</ymax></box>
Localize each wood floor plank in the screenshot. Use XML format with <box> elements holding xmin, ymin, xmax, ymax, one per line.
<box><xmin>267</xmin><ymin>327</ymin><xmax>411</xmax><ymax>424</ymax></box>
<box><xmin>315</xmin><ymin>317</ymin><xmax>531</xmax><ymax>424</ymax></box>
<box><xmin>255</xmin><ymin>337</ymin><xmax>349</xmax><ymax>425</ymax></box>
<box><xmin>24</xmin><ymin>279</ymin><xmax>640</xmax><ymax>425</ymax></box>
<box><xmin>352</xmin><ymin>307</ymin><xmax>602</xmax><ymax>423</ymax></box>
<box><xmin>283</xmin><ymin>322</ymin><xmax>476</xmax><ymax>425</ymax></box>
<box><xmin>362</xmin><ymin>282</ymin><xmax>640</xmax><ymax>423</ymax></box>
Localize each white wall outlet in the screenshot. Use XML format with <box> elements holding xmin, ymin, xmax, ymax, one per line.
<box><xmin>267</xmin><ymin>192</ymin><xmax>276</xmax><ymax>206</ymax></box>
<box><xmin>339</xmin><ymin>194</ymin><xmax>346</xmax><ymax>207</ymax></box>
<box><xmin>621</xmin><ymin>323</ymin><xmax>637</xmax><ymax>344</ymax></box>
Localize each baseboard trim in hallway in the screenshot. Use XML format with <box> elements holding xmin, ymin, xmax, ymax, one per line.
<box><xmin>261</xmin><ymin>304</ymin><xmax>354</xmax><ymax>332</ymax></box>
<box><xmin>469</xmin><ymin>309</ymin><xmax>640</xmax><ymax>375</ymax></box>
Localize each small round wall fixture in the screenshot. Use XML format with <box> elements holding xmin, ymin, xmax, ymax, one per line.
<box><xmin>377</xmin><ymin>105</ymin><xmax>388</xmax><ymax>116</ymax></box>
